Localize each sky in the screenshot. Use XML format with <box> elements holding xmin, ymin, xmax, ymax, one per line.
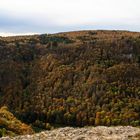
<box><xmin>0</xmin><ymin>0</ymin><xmax>140</xmax><ymax>36</ymax></box>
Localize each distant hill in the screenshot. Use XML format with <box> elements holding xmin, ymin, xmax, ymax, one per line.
<box><xmin>0</xmin><ymin>30</ymin><xmax>140</xmax><ymax>131</ymax></box>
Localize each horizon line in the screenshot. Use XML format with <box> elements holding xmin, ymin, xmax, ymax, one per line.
<box><xmin>0</xmin><ymin>29</ymin><xmax>140</xmax><ymax>37</ymax></box>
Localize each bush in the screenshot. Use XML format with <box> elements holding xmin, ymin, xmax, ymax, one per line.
<box><xmin>0</xmin><ymin>128</ymin><xmax>6</xmax><ymax>137</ymax></box>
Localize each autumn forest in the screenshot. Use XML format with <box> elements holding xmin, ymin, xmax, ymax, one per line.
<box><xmin>0</xmin><ymin>30</ymin><xmax>140</xmax><ymax>136</ymax></box>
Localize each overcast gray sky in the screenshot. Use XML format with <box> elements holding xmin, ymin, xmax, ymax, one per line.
<box><xmin>0</xmin><ymin>0</ymin><xmax>140</xmax><ymax>36</ymax></box>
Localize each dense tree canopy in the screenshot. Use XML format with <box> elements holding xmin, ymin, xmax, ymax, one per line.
<box><xmin>0</xmin><ymin>30</ymin><xmax>140</xmax><ymax>129</ymax></box>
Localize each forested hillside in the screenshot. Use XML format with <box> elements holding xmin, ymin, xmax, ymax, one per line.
<box><xmin>0</xmin><ymin>30</ymin><xmax>140</xmax><ymax>130</ymax></box>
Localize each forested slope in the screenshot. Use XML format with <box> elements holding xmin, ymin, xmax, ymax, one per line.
<box><xmin>0</xmin><ymin>30</ymin><xmax>140</xmax><ymax>130</ymax></box>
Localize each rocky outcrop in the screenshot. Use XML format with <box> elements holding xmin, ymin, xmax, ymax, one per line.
<box><xmin>1</xmin><ymin>126</ymin><xmax>140</xmax><ymax>140</ymax></box>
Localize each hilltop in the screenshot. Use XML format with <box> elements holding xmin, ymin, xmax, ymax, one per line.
<box><xmin>0</xmin><ymin>30</ymin><xmax>140</xmax><ymax>135</ymax></box>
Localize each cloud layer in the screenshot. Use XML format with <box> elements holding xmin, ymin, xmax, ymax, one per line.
<box><xmin>0</xmin><ymin>0</ymin><xmax>140</xmax><ymax>36</ymax></box>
